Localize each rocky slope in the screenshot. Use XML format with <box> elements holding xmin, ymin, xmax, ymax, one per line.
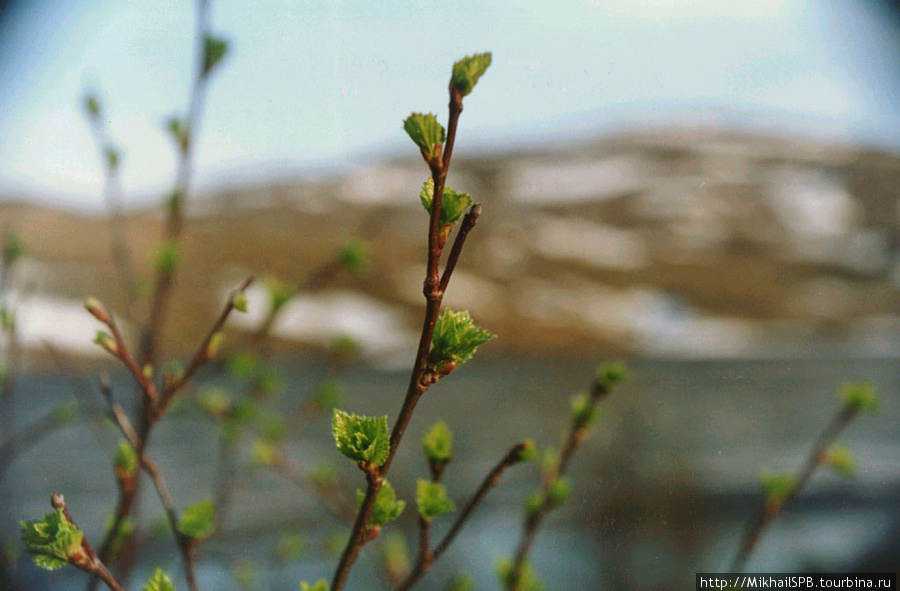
<box><xmin>3</xmin><ymin>126</ymin><xmax>899</xmax><ymax>360</ymax></box>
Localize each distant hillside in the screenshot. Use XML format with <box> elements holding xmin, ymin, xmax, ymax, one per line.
<box><xmin>3</xmin><ymin>126</ymin><xmax>899</xmax><ymax>361</ymax></box>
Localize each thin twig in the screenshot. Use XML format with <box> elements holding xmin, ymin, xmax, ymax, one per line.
<box><xmin>397</xmin><ymin>442</ymin><xmax>529</xmax><ymax>591</ymax></box>
<box><xmin>50</xmin><ymin>494</ymin><xmax>125</xmax><ymax>591</ymax></box>
<box><xmin>729</xmin><ymin>405</ymin><xmax>857</xmax><ymax>572</ymax></box>
<box><xmin>506</xmin><ymin>377</ymin><xmax>613</xmax><ymax>590</ymax></box>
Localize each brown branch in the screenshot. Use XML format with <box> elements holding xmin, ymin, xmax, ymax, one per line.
<box><xmin>140</xmin><ymin>454</ymin><xmax>200</xmax><ymax>591</ymax></box>
<box><xmin>507</xmin><ymin>376</ymin><xmax>613</xmax><ymax>590</ymax></box>
<box><xmin>439</xmin><ymin>204</ymin><xmax>481</xmax><ymax>294</ymax></box>
<box><xmin>729</xmin><ymin>405</ymin><xmax>858</xmax><ymax>573</ymax></box>
<box><xmin>50</xmin><ymin>494</ymin><xmax>124</xmax><ymax>591</ymax></box>
<box><xmin>397</xmin><ymin>442</ymin><xmax>529</xmax><ymax>591</ymax></box>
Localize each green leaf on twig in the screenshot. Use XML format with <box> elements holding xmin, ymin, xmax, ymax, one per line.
<box><xmin>142</xmin><ymin>568</ymin><xmax>176</xmax><ymax>591</ymax></box>
<box><xmin>403</xmin><ymin>113</ymin><xmax>445</xmax><ymax>160</ymax></box>
<box><xmin>202</xmin><ymin>33</ymin><xmax>229</xmax><ymax>76</ymax></box>
<box><xmin>429</xmin><ymin>309</ymin><xmax>495</xmax><ymax>371</ymax></box>
<box><xmin>19</xmin><ymin>509</ymin><xmax>83</xmax><ymax>571</ymax></box>
<box><xmin>596</xmin><ymin>361</ymin><xmax>627</xmax><ymax>389</ymax></box>
<box><xmin>547</xmin><ymin>476</ymin><xmax>571</xmax><ymax>506</ymax></box>
<box><xmin>760</xmin><ymin>471</ymin><xmax>796</xmax><ymax>507</ymax></box>
<box><xmin>570</xmin><ymin>393</ymin><xmax>603</xmax><ymax>428</ymax></box>
<box><xmin>422</xmin><ymin>420</ymin><xmax>453</xmax><ymax>464</ymax></box>
<box><xmin>114</xmin><ymin>440</ymin><xmax>138</xmax><ymax>479</ymax></box>
<box><xmin>517</xmin><ymin>439</ymin><xmax>537</xmax><ymax>462</ymax></box>
<box><xmin>264</xmin><ymin>276</ymin><xmax>297</xmax><ymax>314</ymax></box>
<box><xmin>451</xmin><ymin>53</ymin><xmax>492</xmax><ymax>97</ymax></box>
<box><xmin>823</xmin><ymin>445</ymin><xmax>856</xmax><ymax>478</ymax></box>
<box><xmin>840</xmin><ymin>382</ymin><xmax>879</xmax><ymax>413</ymax></box>
<box><xmin>419</xmin><ymin>178</ymin><xmax>473</xmax><ymax>226</ymax></box>
<box><xmin>153</xmin><ymin>240</ymin><xmax>180</xmax><ymax>274</ymax></box>
<box><xmin>416</xmin><ymin>480</ymin><xmax>455</xmax><ymax>522</ymax></box>
<box><xmin>332</xmin><ymin>409</ymin><xmax>390</xmax><ymax>466</ymax></box>
<box><xmin>357</xmin><ymin>480</ymin><xmax>405</xmax><ymax>527</ymax></box>
<box><xmin>177</xmin><ymin>500</ymin><xmax>215</xmax><ymax>541</ymax></box>
<box><xmin>496</xmin><ymin>557</ymin><xmax>544</xmax><ymax>591</ymax></box>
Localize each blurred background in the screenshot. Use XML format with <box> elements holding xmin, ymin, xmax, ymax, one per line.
<box><xmin>0</xmin><ymin>1</ymin><xmax>898</xmax><ymax>590</ymax></box>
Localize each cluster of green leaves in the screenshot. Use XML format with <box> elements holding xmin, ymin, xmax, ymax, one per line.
<box><xmin>416</xmin><ymin>480</ymin><xmax>455</xmax><ymax>522</ymax></box>
<box><xmin>429</xmin><ymin>310</ymin><xmax>495</xmax><ymax>371</ymax></box>
<box><xmin>19</xmin><ymin>509</ymin><xmax>82</xmax><ymax>570</ymax></box>
<box><xmin>143</xmin><ymin>568</ymin><xmax>176</xmax><ymax>591</ymax></box>
<box><xmin>177</xmin><ymin>499</ymin><xmax>216</xmax><ymax>541</ymax></box>
<box><xmin>419</xmin><ymin>179</ymin><xmax>473</xmax><ymax>227</ymax></box>
<box><xmin>358</xmin><ymin>480</ymin><xmax>405</xmax><ymax>527</ymax></box>
<box><xmin>332</xmin><ymin>409</ymin><xmax>390</xmax><ymax>467</ymax></box>
<box><xmin>422</xmin><ymin>420</ymin><xmax>453</xmax><ymax>465</ymax></box>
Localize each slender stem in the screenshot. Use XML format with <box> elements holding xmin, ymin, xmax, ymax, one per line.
<box><xmin>85</xmin><ymin>107</ymin><xmax>138</xmax><ymax>319</ymax></box>
<box><xmin>397</xmin><ymin>442</ymin><xmax>528</xmax><ymax>591</ymax></box>
<box><xmin>51</xmin><ymin>494</ymin><xmax>125</xmax><ymax>591</ymax></box>
<box><xmin>439</xmin><ymin>204</ymin><xmax>481</xmax><ymax>294</ymax></box>
<box><xmin>506</xmin><ymin>379</ymin><xmax>612</xmax><ymax>590</ymax></box>
<box><xmin>730</xmin><ymin>405</ymin><xmax>857</xmax><ymax>573</ymax></box>
<box><xmin>140</xmin><ymin>455</ymin><xmax>200</xmax><ymax>591</ymax></box>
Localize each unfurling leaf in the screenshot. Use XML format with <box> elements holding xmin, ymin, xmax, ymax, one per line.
<box><xmin>202</xmin><ymin>33</ymin><xmax>229</xmax><ymax>76</ymax></box>
<box><xmin>357</xmin><ymin>480</ymin><xmax>405</xmax><ymax>527</ymax></box>
<box><xmin>332</xmin><ymin>409</ymin><xmax>390</xmax><ymax>466</ymax></box>
<box><xmin>450</xmin><ymin>53</ymin><xmax>492</xmax><ymax>97</ymax></box>
<box><xmin>142</xmin><ymin>568</ymin><xmax>176</xmax><ymax>591</ymax></box>
<box><xmin>113</xmin><ymin>440</ymin><xmax>138</xmax><ymax>479</ymax></box>
<box><xmin>416</xmin><ymin>480</ymin><xmax>455</xmax><ymax>521</ymax></box>
<box><xmin>823</xmin><ymin>445</ymin><xmax>856</xmax><ymax>478</ymax></box>
<box><xmin>596</xmin><ymin>361</ymin><xmax>627</xmax><ymax>389</ymax></box>
<box><xmin>429</xmin><ymin>309</ymin><xmax>495</xmax><ymax>371</ymax></box>
<box><xmin>403</xmin><ymin>113</ymin><xmax>445</xmax><ymax>161</ymax></box>
<box><xmin>840</xmin><ymin>382</ymin><xmax>879</xmax><ymax>413</ymax></box>
<box><xmin>177</xmin><ymin>500</ymin><xmax>215</xmax><ymax>540</ymax></box>
<box><xmin>419</xmin><ymin>178</ymin><xmax>473</xmax><ymax>226</ymax></box>
<box><xmin>422</xmin><ymin>420</ymin><xmax>453</xmax><ymax>464</ymax></box>
<box><xmin>19</xmin><ymin>509</ymin><xmax>83</xmax><ymax>571</ymax></box>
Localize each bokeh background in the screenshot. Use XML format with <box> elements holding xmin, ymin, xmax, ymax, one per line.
<box><xmin>0</xmin><ymin>1</ymin><xmax>898</xmax><ymax>590</ymax></box>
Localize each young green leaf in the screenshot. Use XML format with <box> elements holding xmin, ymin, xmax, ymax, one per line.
<box><xmin>451</xmin><ymin>52</ymin><xmax>492</xmax><ymax>97</ymax></box>
<box><xmin>840</xmin><ymin>382</ymin><xmax>879</xmax><ymax>413</ymax></box>
<box><xmin>153</xmin><ymin>240</ymin><xmax>180</xmax><ymax>274</ymax></box>
<box><xmin>517</xmin><ymin>439</ymin><xmax>537</xmax><ymax>462</ymax></box>
<box><xmin>403</xmin><ymin>113</ymin><xmax>445</xmax><ymax>160</ymax></box>
<box><xmin>416</xmin><ymin>480</ymin><xmax>455</xmax><ymax>522</ymax></box>
<box><xmin>264</xmin><ymin>276</ymin><xmax>297</xmax><ymax>313</ymax></box>
<box><xmin>760</xmin><ymin>471</ymin><xmax>796</xmax><ymax>507</ymax></box>
<box><xmin>429</xmin><ymin>309</ymin><xmax>496</xmax><ymax>370</ymax></box>
<box><xmin>230</xmin><ymin>289</ymin><xmax>249</xmax><ymax>313</ymax></box>
<box><xmin>142</xmin><ymin>567</ymin><xmax>176</xmax><ymax>591</ymax></box>
<box><xmin>419</xmin><ymin>178</ymin><xmax>474</xmax><ymax>226</ymax></box>
<box><xmin>337</xmin><ymin>237</ymin><xmax>370</xmax><ymax>276</ymax></box>
<box><xmin>19</xmin><ymin>509</ymin><xmax>83</xmax><ymax>570</ymax></box>
<box><xmin>300</xmin><ymin>580</ymin><xmax>329</xmax><ymax>591</ymax></box>
<box><xmin>447</xmin><ymin>572</ymin><xmax>475</xmax><ymax>591</ymax></box>
<box><xmin>496</xmin><ymin>557</ymin><xmax>544</xmax><ymax>591</ymax></box>
<box><xmin>571</xmin><ymin>393</ymin><xmax>603</xmax><ymax>428</ymax></box>
<box><xmin>823</xmin><ymin>445</ymin><xmax>856</xmax><ymax>478</ymax></box>
<box><xmin>381</xmin><ymin>532</ymin><xmax>411</xmax><ymax>581</ymax></box>
<box><xmin>422</xmin><ymin>420</ymin><xmax>453</xmax><ymax>464</ymax></box>
<box><xmin>2</xmin><ymin>233</ymin><xmax>24</xmax><ymax>265</ymax></box>
<box><xmin>547</xmin><ymin>477</ymin><xmax>571</xmax><ymax>506</ymax></box>
<box><xmin>83</xmin><ymin>93</ymin><xmax>101</xmax><ymax>118</ymax></box>
<box><xmin>332</xmin><ymin>409</ymin><xmax>390</xmax><ymax>466</ymax></box>
<box><xmin>356</xmin><ymin>479</ymin><xmax>405</xmax><ymax>527</ymax></box>
<box><xmin>202</xmin><ymin>33</ymin><xmax>229</xmax><ymax>76</ymax></box>
<box><xmin>114</xmin><ymin>440</ymin><xmax>138</xmax><ymax>479</ymax></box>
<box><xmin>524</xmin><ymin>491</ymin><xmax>545</xmax><ymax>520</ymax></box>
<box><xmin>93</xmin><ymin>331</ymin><xmax>118</xmax><ymax>356</ymax></box>
<box><xmin>596</xmin><ymin>361</ymin><xmax>627</xmax><ymax>389</ymax></box>
<box><xmin>177</xmin><ymin>500</ymin><xmax>215</xmax><ymax>540</ymax></box>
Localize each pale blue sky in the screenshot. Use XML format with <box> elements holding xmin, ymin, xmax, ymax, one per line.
<box><xmin>1</xmin><ymin>0</ymin><xmax>899</xmax><ymax>209</ymax></box>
